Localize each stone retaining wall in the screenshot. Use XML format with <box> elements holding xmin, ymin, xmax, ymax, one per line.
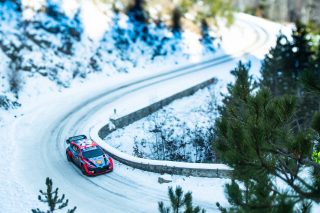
<box><xmin>92</xmin><ymin>77</ymin><xmax>232</xmax><ymax>178</ymax></box>
<box><xmin>99</xmin><ymin>77</ymin><xmax>216</xmax><ymax>138</ymax></box>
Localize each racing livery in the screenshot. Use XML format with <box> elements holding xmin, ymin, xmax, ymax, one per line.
<box><xmin>66</xmin><ymin>135</ymin><xmax>113</xmax><ymax>176</ymax></box>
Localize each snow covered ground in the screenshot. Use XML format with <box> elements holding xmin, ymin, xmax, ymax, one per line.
<box><xmin>0</xmin><ymin>1</ymin><xmax>293</xmax><ymax>212</ymax></box>
<box><xmin>105</xmin><ymin>85</ymin><xmax>218</xmax><ymax>163</ymax></box>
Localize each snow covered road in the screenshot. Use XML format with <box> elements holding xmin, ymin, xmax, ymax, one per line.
<box><xmin>0</xmin><ymin>14</ymin><xmax>284</xmax><ymax>212</ymax></box>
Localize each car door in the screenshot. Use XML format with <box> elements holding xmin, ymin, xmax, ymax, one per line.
<box><xmin>71</xmin><ymin>144</ymin><xmax>81</xmax><ymax>166</ymax></box>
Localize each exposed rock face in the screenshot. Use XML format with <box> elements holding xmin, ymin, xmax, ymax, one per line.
<box><xmin>234</xmin><ymin>0</ymin><xmax>320</xmax><ymax>26</ymax></box>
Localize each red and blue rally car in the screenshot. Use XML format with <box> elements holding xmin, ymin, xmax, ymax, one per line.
<box><xmin>66</xmin><ymin>135</ymin><xmax>113</xmax><ymax>176</ymax></box>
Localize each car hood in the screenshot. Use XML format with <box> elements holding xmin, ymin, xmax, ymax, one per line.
<box><xmin>87</xmin><ymin>156</ymin><xmax>109</xmax><ymax>167</ymax></box>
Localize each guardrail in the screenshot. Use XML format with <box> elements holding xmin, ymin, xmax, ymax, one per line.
<box><xmin>91</xmin><ymin>77</ymin><xmax>232</xmax><ymax>178</ymax></box>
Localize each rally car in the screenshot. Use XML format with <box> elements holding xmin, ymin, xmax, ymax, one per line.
<box><xmin>66</xmin><ymin>135</ymin><xmax>113</xmax><ymax>176</ymax></box>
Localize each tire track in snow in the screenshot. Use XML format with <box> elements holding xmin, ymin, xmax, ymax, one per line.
<box><xmin>47</xmin><ymin>17</ymin><xmax>271</xmax><ymax>212</ymax></box>
<box><xmin>7</xmin><ymin>16</ymin><xmax>273</xmax><ymax>213</ymax></box>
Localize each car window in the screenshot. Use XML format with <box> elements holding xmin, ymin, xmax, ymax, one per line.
<box><xmin>71</xmin><ymin>145</ymin><xmax>80</xmax><ymax>154</ymax></box>
<box><xmin>82</xmin><ymin>148</ymin><xmax>104</xmax><ymax>159</ymax></box>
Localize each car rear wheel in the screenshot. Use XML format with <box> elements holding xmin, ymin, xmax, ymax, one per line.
<box><xmin>66</xmin><ymin>152</ymin><xmax>71</xmax><ymax>162</ymax></box>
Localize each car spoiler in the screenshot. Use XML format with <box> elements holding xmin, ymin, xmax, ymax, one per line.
<box><xmin>66</xmin><ymin>135</ymin><xmax>87</xmax><ymax>144</ymax></box>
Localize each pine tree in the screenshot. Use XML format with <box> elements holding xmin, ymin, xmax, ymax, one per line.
<box><xmin>261</xmin><ymin>24</ymin><xmax>317</xmax><ymax>128</ymax></box>
<box><xmin>32</xmin><ymin>177</ymin><xmax>77</xmax><ymax>213</ymax></box>
<box><xmin>200</xmin><ymin>19</ymin><xmax>215</xmax><ymax>52</ymax></box>
<box><xmin>291</xmin><ymin>22</ymin><xmax>314</xmax><ymax>78</ymax></box>
<box><xmin>171</xmin><ymin>7</ymin><xmax>182</xmax><ymax>36</ymax></box>
<box><xmin>301</xmin><ymin>41</ymin><xmax>320</xmax><ymax>167</ymax></box>
<box><xmin>260</xmin><ymin>33</ymin><xmax>294</xmax><ymax>96</ymax></box>
<box><xmin>158</xmin><ymin>186</ymin><xmax>205</xmax><ymax>213</ymax></box>
<box><xmin>219</xmin><ymin>61</ymin><xmax>257</xmax><ymax>117</ymax></box>
<box><xmin>261</xmin><ymin>22</ymin><xmax>314</xmax><ymax>95</ymax></box>
<box><xmin>289</xmin><ymin>22</ymin><xmax>317</xmax><ymax>127</ymax></box>
<box><xmin>214</xmin><ymin>62</ymin><xmax>320</xmax><ymax>212</ymax></box>
<box><xmin>126</xmin><ymin>0</ymin><xmax>148</xmax><ymax>23</ymax></box>
<box><xmin>302</xmin><ymin>41</ymin><xmax>320</xmax><ymax>94</ymax></box>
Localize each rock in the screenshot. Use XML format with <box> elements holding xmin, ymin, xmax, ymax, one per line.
<box><xmin>158</xmin><ymin>174</ymin><xmax>172</xmax><ymax>184</ymax></box>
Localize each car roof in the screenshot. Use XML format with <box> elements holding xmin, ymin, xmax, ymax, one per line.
<box><xmin>72</xmin><ymin>138</ymin><xmax>98</xmax><ymax>150</ymax></box>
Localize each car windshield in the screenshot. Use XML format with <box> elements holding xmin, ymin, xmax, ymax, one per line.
<box><xmin>82</xmin><ymin>148</ymin><xmax>104</xmax><ymax>159</ymax></box>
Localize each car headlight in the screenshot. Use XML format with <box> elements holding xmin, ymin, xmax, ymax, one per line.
<box><xmin>104</xmin><ymin>158</ymin><xmax>109</xmax><ymax>165</ymax></box>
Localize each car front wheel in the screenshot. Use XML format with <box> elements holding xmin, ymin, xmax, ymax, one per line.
<box><xmin>81</xmin><ymin>164</ymin><xmax>87</xmax><ymax>175</ymax></box>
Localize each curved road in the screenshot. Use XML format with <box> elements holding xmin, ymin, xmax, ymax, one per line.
<box><xmin>3</xmin><ymin>15</ymin><xmax>278</xmax><ymax>212</ymax></box>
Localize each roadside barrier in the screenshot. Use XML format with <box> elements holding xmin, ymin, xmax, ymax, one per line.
<box><xmin>90</xmin><ymin>77</ymin><xmax>232</xmax><ymax>178</ymax></box>
<box><xmin>99</xmin><ymin>77</ymin><xmax>217</xmax><ymax>137</ymax></box>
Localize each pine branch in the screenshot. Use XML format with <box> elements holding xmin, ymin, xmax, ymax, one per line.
<box><xmin>272</xmin><ymin>166</ymin><xmax>320</xmax><ymax>202</ymax></box>
<box><xmin>57</xmin><ymin>199</ymin><xmax>68</xmax><ymax>210</ymax></box>
<box><xmin>67</xmin><ymin>206</ymin><xmax>77</xmax><ymax>213</ymax></box>
<box><xmin>31</xmin><ymin>208</ymin><xmax>46</xmax><ymax>213</ymax></box>
<box><xmin>158</xmin><ymin>201</ymin><xmax>170</xmax><ymax>213</ymax></box>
